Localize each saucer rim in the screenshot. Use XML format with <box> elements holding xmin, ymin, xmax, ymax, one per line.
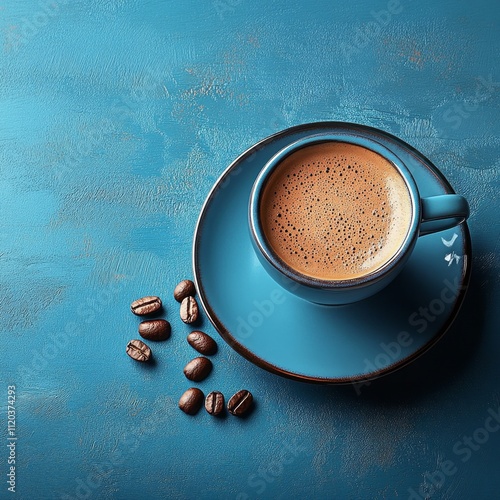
<box><xmin>192</xmin><ymin>121</ymin><xmax>472</xmax><ymax>384</ymax></box>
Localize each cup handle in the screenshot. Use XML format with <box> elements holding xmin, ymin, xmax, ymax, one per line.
<box><xmin>419</xmin><ymin>195</ymin><xmax>470</xmax><ymax>236</ymax></box>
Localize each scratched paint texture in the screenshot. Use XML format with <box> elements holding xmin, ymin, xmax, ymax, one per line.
<box><xmin>0</xmin><ymin>0</ymin><xmax>499</xmax><ymax>498</ymax></box>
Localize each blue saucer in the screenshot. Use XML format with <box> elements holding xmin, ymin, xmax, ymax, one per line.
<box><xmin>193</xmin><ymin>123</ymin><xmax>471</xmax><ymax>384</ymax></box>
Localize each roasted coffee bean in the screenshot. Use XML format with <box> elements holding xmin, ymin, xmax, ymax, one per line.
<box><xmin>130</xmin><ymin>296</ymin><xmax>162</xmax><ymax>316</ymax></box>
<box><xmin>178</xmin><ymin>388</ymin><xmax>204</xmax><ymax>415</ymax></box>
<box><xmin>174</xmin><ymin>279</ymin><xmax>196</xmax><ymax>302</ymax></box>
<box><xmin>126</xmin><ymin>339</ymin><xmax>152</xmax><ymax>362</ymax></box>
<box><xmin>227</xmin><ymin>390</ymin><xmax>253</xmax><ymax>416</ymax></box>
<box><xmin>180</xmin><ymin>296</ymin><xmax>198</xmax><ymax>324</ymax></box>
<box><xmin>187</xmin><ymin>331</ymin><xmax>217</xmax><ymax>355</ymax></box>
<box><xmin>183</xmin><ymin>356</ymin><xmax>212</xmax><ymax>382</ymax></box>
<box><xmin>138</xmin><ymin>319</ymin><xmax>171</xmax><ymax>341</ymax></box>
<box><xmin>205</xmin><ymin>391</ymin><xmax>224</xmax><ymax>416</ymax></box>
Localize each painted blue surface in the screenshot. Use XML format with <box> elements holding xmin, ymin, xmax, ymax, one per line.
<box><xmin>1</xmin><ymin>0</ymin><xmax>499</xmax><ymax>499</ymax></box>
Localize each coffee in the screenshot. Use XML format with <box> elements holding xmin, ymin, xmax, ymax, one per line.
<box><xmin>126</xmin><ymin>339</ymin><xmax>152</xmax><ymax>362</ymax></box>
<box><xmin>183</xmin><ymin>356</ymin><xmax>213</xmax><ymax>382</ymax></box>
<box><xmin>259</xmin><ymin>142</ymin><xmax>412</xmax><ymax>281</ymax></box>
<box><xmin>179</xmin><ymin>388</ymin><xmax>204</xmax><ymax>415</ymax></box>
<box><xmin>173</xmin><ymin>279</ymin><xmax>196</xmax><ymax>302</ymax></box>
<box><xmin>227</xmin><ymin>390</ymin><xmax>253</xmax><ymax>416</ymax></box>
<box><xmin>205</xmin><ymin>391</ymin><xmax>225</xmax><ymax>416</ymax></box>
<box><xmin>130</xmin><ymin>296</ymin><xmax>162</xmax><ymax>316</ymax></box>
<box><xmin>187</xmin><ymin>331</ymin><xmax>218</xmax><ymax>355</ymax></box>
<box><xmin>180</xmin><ymin>296</ymin><xmax>199</xmax><ymax>323</ymax></box>
<box><xmin>138</xmin><ymin>319</ymin><xmax>171</xmax><ymax>341</ymax></box>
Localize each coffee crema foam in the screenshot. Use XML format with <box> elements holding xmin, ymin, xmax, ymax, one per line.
<box><xmin>260</xmin><ymin>142</ymin><xmax>412</xmax><ymax>281</ymax></box>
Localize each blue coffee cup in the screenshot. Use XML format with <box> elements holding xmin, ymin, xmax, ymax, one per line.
<box><xmin>249</xmin><ymin>132</ymin><xmax>469</xmax><ymax>305</ymax></box>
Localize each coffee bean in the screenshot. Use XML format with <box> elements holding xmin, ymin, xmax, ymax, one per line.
<box><xmin>174</xmin><ymin>279</ymin><xmax>196</xmax><ymax>302</ymax></box>
<box><xmin>130</xmin><ymin>296</ymin><xmax>162</xmax><ymax>316</ymax></box>
<box><xmin>178</xmin><ymin>388</ymin><xmax>204</xmax><ymax>415</ymax></box>
<box><xmin>126</xmin><ymin>339</ymin><xmax>152</xmax><ymax>362</ymax></box>
<box><xmin>180</xmin><ymin>296</ymin><xmax>198</xmax><ymax>324</ymax></box>
<box><xmin>138</xmin><ymin>319</ymin><xmax>171</xmax><ymax>341</ymax></box>
<box><xmin>187</xmin><ymin>331</ymin><xmax>217</xmax><ymax>355</ymax></box>
<box><xmin>205</xmin><ymin>391</ymin><xmax>224</xmax><ymax>416</ymax></box>
<box><xmin>183</xmin><ymin>356</ymin><xmax>212</xmax><ymax>382</ymax></box>
<box><xmin>227</xmin><ymin>390</ymin><xmax>253</xmax><ymax>416</ymax></box>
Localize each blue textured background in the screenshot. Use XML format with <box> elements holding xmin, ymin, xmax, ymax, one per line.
<box><xmin>1</xmin><ymin>0</ymin><xmax>499</xmax><ymax>498</ymax></box>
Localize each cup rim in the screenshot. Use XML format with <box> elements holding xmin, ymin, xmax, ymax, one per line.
<box><xmin>249</xmin><ymin>132</ymin><xmax>420</xmax><ymax>290</ymax></box>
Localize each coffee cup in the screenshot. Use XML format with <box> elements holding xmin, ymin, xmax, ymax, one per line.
<box><xmin>249</xmin><ymin>132</ymin><xmax>469</xmax><ymax>305</ymax></box>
